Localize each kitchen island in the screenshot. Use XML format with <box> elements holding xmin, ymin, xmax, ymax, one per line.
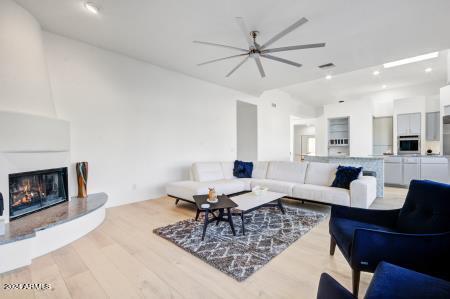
<box><xmin>304</xmin><ymin>156</ymin><xmax>384</xmax><ymax>197</ymax></box>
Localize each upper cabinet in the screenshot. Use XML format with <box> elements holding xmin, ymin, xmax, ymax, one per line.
<box><xmin>409</xmin><ymin>113</ymin><xmax>421</xmax><ymax>135</ymax></box>
<box><xmin>397</xmin><ymin>114</ymin><xmax>410</xmax><ymax>136</ymax></box>
<box><xmin>426</xmin><ymin>112</ymin><xmax>440</xmax><ymax>141</ymax></box>
<box><xmin>397</xmin><ymin>113</ymin><xmax>421</xmax><ymax>136</ymax></box>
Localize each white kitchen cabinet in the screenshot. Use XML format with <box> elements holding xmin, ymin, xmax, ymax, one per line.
<box><xmin>397</xmin><ymin>114</ymin><xmax>410</xmax><ymax>136</ymax></box>
<box><xmin>385</xmin><ymin>158</ymin><xmax>403</xmax><ymax>185</ymax></box>
<box><xmin>420</xmin><ymin>157</ymin><xmax>449</xmax><ymax>183</ymax></box>
<box><xmin>385</xmin><ymin>156</ymin><xmax>449</xmax><ymax>186</ymax></box>
<box><xmin>397</xmin><ymin>113</ymin><xmax>421</xmax><ymax>136</ymax></box>
<box><xmin>403</xmin><ymin>159</ymin><xmax>420</xmax><ymax>185</ymax></box>
<box><xmin>426</xmin><ymin>112</ymin><xmax>440</xmax><ymax>141</ymax></box>
<box><xmin>409</xmin><ymin>113</ymin><xmax>421</xmax><ymax>135</ymax></box>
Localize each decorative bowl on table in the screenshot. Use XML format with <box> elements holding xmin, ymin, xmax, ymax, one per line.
<box><xmin>252</xmin><ymin>186</ymin><xmax>268</xmax><ymax>195</ymax></box>
<box><xmin>207</xmin><ymin>197</ymin><xmax>218</xmax><ymax>203</ymax></box>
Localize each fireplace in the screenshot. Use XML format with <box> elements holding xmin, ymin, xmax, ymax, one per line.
<box><xmin>9</xmin><ymin>167</ymin><xmax>68</xmax><ymax>220</ymax></box>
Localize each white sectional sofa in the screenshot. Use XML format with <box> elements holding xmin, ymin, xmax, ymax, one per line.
<box><xmin>166</xmin><ymin>161</ymin><xmax>377</xmax><ymax>209</ymax></box>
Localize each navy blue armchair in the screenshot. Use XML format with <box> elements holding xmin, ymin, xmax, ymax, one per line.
<box><xmin>329</xmin><ymin>180</ymin><xmax>450</xmax><ymax>297</ymax></box>
<box><xmin>317</xmin><ymin>262</ymin><xmax>450</xmax><ymax>299</ymax></box>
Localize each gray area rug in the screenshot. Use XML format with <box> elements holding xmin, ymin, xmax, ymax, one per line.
<box><xmin>153</xmin><ymin>204</ymin><xmax>328</xmax><ymax>281</ymax></box>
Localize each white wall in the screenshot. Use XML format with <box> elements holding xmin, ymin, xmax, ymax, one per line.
<box><xmin>294</xmin><ymin>125</ymin><xmax>316</xmax><ymax>136</ymax></box>
<box><xmin>0</xmin><ymin>0</ymin><xmax>54</xmax><ymax>117</ymax></box>
<box><xmin>371</xmin><ymin>81</ymin><xmax>444</xmax><ymax>117</ymax></box>
<box><xmin>44</xmin><ymin>32</ymin><xmax>246</xmax><ymax>206</ymax></box>
<box><xmin>257</xmin><ymin>89</ymin><xmax>309</xmax><ymax>161</ymax></box>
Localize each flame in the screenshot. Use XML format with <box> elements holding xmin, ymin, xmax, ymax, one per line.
<box><xmin>11</xmin><ymin>179</ymin><xmax>46</xmax><ymax>207</ymax></box>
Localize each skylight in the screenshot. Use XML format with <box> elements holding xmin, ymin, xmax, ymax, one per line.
<box><xmin>383</xmin><ymin>52</ymin><xmax>439</xmax><ymax>68</ymax></box>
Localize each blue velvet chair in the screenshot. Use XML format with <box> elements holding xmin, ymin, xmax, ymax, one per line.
<box><xmin>329</xmin><ymin>180</ymin><xmax>450</xmax><ymax>297</ymax></box>
<box><xmin>317</xmin><ymin>262</ymin><xmax>450</xmax><ymax>299</ymax></box>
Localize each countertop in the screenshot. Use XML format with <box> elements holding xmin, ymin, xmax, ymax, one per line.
<box><xmin>0</xmin><ymin>193</ymin><xmax>108</xmax><ymax>245</ymax></box>
<box><xmin>305</xmin><ymin>155</ymin><xmax>384</xmax><ymax>160</ymax></box>
<box><xmin>372</xmin><ymin>154</ymin><xmax>448</xmax><ymax>158</ymax></box>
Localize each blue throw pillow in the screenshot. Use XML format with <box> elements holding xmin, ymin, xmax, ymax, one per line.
<box><xmin>233</xmin><ymin>160</ymin><xmax>253</xmax><ymax>178</ymax></box>
<box><xmin>331</xmin><ymin>165</ymin><xmax>362</xmax><ymax>190</ymax></box>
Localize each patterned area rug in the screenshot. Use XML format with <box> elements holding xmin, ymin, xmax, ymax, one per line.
<box><xmin>153</xmin><ymin>204</ymin><xmax>328</xmax><ymax>281</ymax></box>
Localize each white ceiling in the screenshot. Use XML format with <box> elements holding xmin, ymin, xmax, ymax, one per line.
<box><xmin>282</xmin><ymin>50</ymin><xmax>448</xmax><ymax>106</ymax></box>
<box><xmin>15</xmin><ymin>0</ymin><xmax>450</xmax><ymax>96</ymax></box>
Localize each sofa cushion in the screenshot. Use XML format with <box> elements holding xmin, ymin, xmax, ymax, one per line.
<box><xmin>236</xmin><ymin>178</ymin><xmax>252</xmax><ymax>191</ymax></box>
<box><xmin>397</xmin><ymin>180</ymin><xmax>450</xmax><ymax>234</ymax></box>
<box><xmin>331</xmin><ymin>165</ymin><xmax>363</xmax><ymax>190</ymax></box>
<box><xmin>221</xmin><ymin>162</ymin><xmax>235</xmax><ymax>179</ymax></box>
<box><xmin>166</xmin><ymin>179</ymin><xmax>247</xmax><ymax>202</ymax></box>
<box><xmin>330</xmin><ymin>218</ymin><xmax>394</xmax><ymax>258</ymax></box>
<box><xmin>292</xmin><ymin>184</ymin><xmax>350</xmax><ymax>206</ymax></box>
<box><xmin>252</xmin><ymin>161</ymin><xmax>269</xmax><ymax>179</ymax></box>
<box><xmin>250</xmin><ymin>179</ymin><xmax>294</xmax><ymax>196</ymax></box>
<box><xmin>192</xmin><ymin>162</ymin><xmax>224</xmax><ymax>182</ymax></box>
<box><xmin>233</xmin><ymin>160</ymin><xmax>253</xmax><ymax>178</ymax></box>
<box><xmin>266</xmin><ymin>161</ymin><xmax>308</xmax><ymax>183</ymax></box>
<box><xmin>305</xmin><ymin>162</ymin><xmax>339</xmax><ymax>186</ymax></box>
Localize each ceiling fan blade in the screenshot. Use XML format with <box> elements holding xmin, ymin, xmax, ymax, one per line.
<box><xmin>197</xmin><ymin>53</ymin><xmax>248</xmax><ymax>66</ymax></box>
<box><xmin>261</xmin><ymin>54</ymin><xmax>302</xmax><ymax>67</ymax></box>
<box><xmin>260</xmin><ymin>17</ymin><xmax>308</xmax><ymax>49</ymax></box>
<box><xmin>193</xmin><ymin>41</ymin><xmax>248</xmax><ymax>52</ymax></box>
<box><xmin>262</xmin><ymin>43</ymin><xmax>326</xmax><ymax>53</ymax></box>
<box><xmin>254</xmin><ymin>56</ymin><xmax>266</xmax><ymax>78</ymax></box>
<box><xmin>235</xmin><ymin>17</ymin><xmax>254</xmax><ymax>48</ymax></box>
<box><xmin>226</xmin><ymin>56</ymin><xmax>249</xmax><ymax>77</ymax></box>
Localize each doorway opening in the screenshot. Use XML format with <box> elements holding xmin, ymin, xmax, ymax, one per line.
<box><xmin>291</xmin><ymin>118</ymin><xmax>316</xmax><ymax>161</ymax></box>
<box><xmin>236</xmin><ymin>101</ymin><xmax>258</xmax><ymax>161</ymax></box>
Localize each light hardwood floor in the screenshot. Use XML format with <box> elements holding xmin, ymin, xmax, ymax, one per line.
<box><xmin>0</xmin><ymin>187</ymin><xmax>408</xmax><ymax>299</ymax></box>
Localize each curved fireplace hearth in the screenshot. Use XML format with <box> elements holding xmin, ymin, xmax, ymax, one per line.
<box><xmin>0</xmin><ymin>193</ymin><xmax>107</xmax><ymax>273</ymax></box>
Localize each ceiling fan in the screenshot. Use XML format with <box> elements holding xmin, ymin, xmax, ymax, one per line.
<box><xmin>194</xmin><ymin>17</ymin><xmax>325</xmax><ymax>78</ymax></box>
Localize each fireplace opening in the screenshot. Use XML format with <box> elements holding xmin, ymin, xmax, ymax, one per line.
<box><xmin>9</xmin><ymin>167</ymin><xmax>68</xmax><ymax>220</ymax></box>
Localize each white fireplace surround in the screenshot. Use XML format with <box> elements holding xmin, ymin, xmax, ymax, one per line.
<box><xmin>0</xmin><ymin>111</ymin><xmax>73</xmax><ymax>223</ymax></box>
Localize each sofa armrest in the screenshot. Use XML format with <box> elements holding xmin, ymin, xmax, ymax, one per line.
<box><xmin>350</xmin><ymin>176</ymin><xmax>377</xmax><ymax>208</ymax></box>
<box><xmin>351</xmin><ymin>229</ymin><xmax>450</xmax><ymax>279</ymax></box>
<box><xmin>316</xmin><ymin>273</ymin><xmax>355</xmax><ymax>299</ymax></box>
<box><xmin>331</xmin><ymin>205</ymin><xmax>400</xmax><ymax>227</ymax></box>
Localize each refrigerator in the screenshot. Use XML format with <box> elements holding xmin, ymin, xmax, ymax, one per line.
<box><xmin>444</xmin><ymin>115</ymin><xmax>450</xmax><ymax>155</ymax></box>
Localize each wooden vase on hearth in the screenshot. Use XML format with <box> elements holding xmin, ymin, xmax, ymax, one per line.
<box><xmin>76</xmin><ymin>162</ymin><xmax>88</xmax><ymax>198</ymax></box>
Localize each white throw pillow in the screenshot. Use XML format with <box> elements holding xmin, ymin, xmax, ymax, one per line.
<box><xmin>305</xmin><ymin>162</ymin><xmax>339</xmax><ymax>186</ymax></box>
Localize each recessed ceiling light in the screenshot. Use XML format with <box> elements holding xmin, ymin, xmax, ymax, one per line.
<box><xmin>325</xmin><ymin>75</ymin><xmax>332</xmax><ymax>80</ymax></box>
<box><xmin>84</xmin><ymin>1</ymin><xmax>99</xmax><ymax>14</ymax></box>
<box><xmin>382</xmin><ymin>84</ymin><xmax>387</xmax><ymax>89</ymax></box>
<box><xmin>383</xmin><ymin>52</ymin><xmax>439</xmax><ymax>69</ymax></box>
<box><xmin>373</xmin><ymin>70</ymin><xmax>380</xmax><ymax>76</ymax></box>
<box><xmin>425</xmin><ymin>67</ymin><xmax>433</xmax><ymax>73</ymax></box>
